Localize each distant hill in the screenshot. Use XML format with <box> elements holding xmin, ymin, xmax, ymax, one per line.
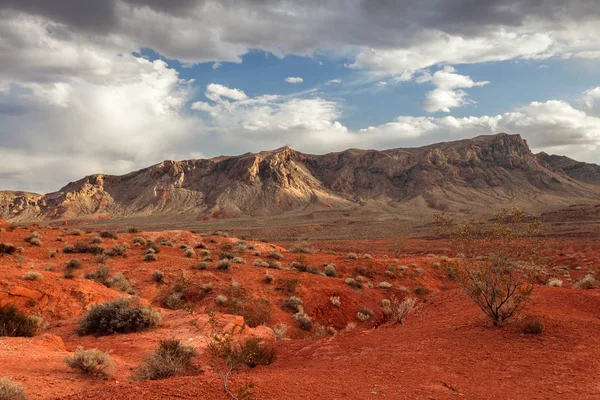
<box><xmin>2</xmin><ymin>133</ymin><xmax>600</xmax><ymax>222</ymax></box>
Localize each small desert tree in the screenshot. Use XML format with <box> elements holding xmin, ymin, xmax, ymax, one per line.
<box><xmin>433</xmin><ymin>208</ymin><xmax>544</xmax><ymax>326</ymax></box>
<box><xmin>201</xmin><ymin>313</ymin><xmax>254</xmax><ymax>400</ymax></box>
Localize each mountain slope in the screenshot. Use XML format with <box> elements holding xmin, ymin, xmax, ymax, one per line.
<box><xmin>1</xmin><ymin>133</ymin><xmax>599</xmax><ymax>222</ymax></box>
<box><xmin>536</xmin><ymin>152</ymin><xmax>600</xmax><ymax>185</ymax></box>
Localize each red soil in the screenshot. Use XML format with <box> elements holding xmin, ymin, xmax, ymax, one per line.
<box><xmin>0</xmin><ymin>225</ymin><xmax>599</xmax><ymax>399</ymax></box>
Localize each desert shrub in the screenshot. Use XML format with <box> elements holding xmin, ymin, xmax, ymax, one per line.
<box><xmin>291</xmin><ymin>261</ymin><xmax>320</xmax><ymax>274</ymax></box>
<box><xmin>85</xmin><ymin>265</ymin><xmax>111</xmax><ymax>286</ymax></box>
<box><xmin>329</xmin><ymin>296</ymin><xmax>341</xmax><ymax>307</ymax></box>
<box><xmin>63</xmin><ymin>268</ymin><xmax>76</xmax><ymax>279</ymax></box>
<box><xmin>324</xmin><ymin>264</ymin><xmax>337</xmax><ymax>277</ymax></box>
<box><xmin>144</xmin><ymin>253</ymin><xmax>157</xmax><ymax>262</ymax></box>
<box><xmin>193</xmin><ymin>261</ymin><xmax>210</xmax><ymax>270</ymax></box>
<box><xmin>48</xmin><ymin>250</ymin><xmax>57</xmax><ymax>258</ymax></box>
<box><xmin>377</xmin><ymin>281</ymin><xmax>392</xmax><ymax>289</ymax></box>
<box><xmin>267</xmin><ymin>251</ymin><xmax>283</xmax><ymax>260</ymax></box>
<box><xmin>0</xmin><ymin>377</ymin><xmax>28</xmax><ymax>400</ymax></box>
<box><xmin>231</xmin><ymin>257</ymin><xmax>245</xmax><ymax>264</ymax></box>
<box><xmin>346</xmin><ymin>253</ymin><xmax>358</xmax><ymax>260</ymax></box>
<box><xmin>0</xmin><ymin>243</ymin><xmax>17</xmax><ymax>256</ymax></box>
<box><xmin>201</xmin><ymin>283</ymin><xmax>214</xmax><ymax>293</ymax></box>
<box><xmin>28</xmin><ymin>237</ymin><xmax>42</xmax><ymax>247</ymax></box>
<box><xmin>99</xmin><ymin>231</ymin><xmax>118</xmax><ymax>239</ymax></box>
<box><xmin>234</xmin><ymin>298</ymin><xmax>272</xmax><ymax>328</ymax></box>
<box><xmin>264</xmin><ymin>273</ymin><xmax>274</xmax><ymax>284</ymax></box>
<box><xmin>434</xmin><ymin>208</ymin><xmax>544</xmax><ymax>326</ymax></box>
<box><xmin>128</xmin><ymin>227</ymin><xmax>139</xmax><ymax>233</ymax></box>
<box><xmin>215</xmin><ymin>295</ymin><xmax>228</xmax><ymax>306</ymax></box>
<box><xmin>356</xmin><ymin>312</ymin><xmax>370</xmax><ymax>322</ymax></box>
<box><xmin>0</xmin><ymin>305</ymin><xmax>40</xmax><ymax>337</ymax></box>
<box><xmin>68</xmin><ymin>229</ymin><xmax>83</xmax><ymax>236</ymax></box>
<box><xmin>78</xmin><ymin>298</ymin><xmax>160</xmax><ymax>336</ymax></box>
<box><xmin>62</xmin><ymin>243</ymin><xmax>105</xmax><ymax>255</ymax></box>
<box><xmin>353</xmin><ymin>266</ymin><xmax>377</xmax><ymax>279</ymax></box>
<box><xmin>132</xmin><ymin>237</ymin><xmax>146</xmax><ymax>246</ymax></box>
<box><xmin>56</xmin><ymin>236</ymin><xmax>64</xmax><ymax>242</ymax></box>
<box><xmin>152</xmin><ymin>270</ymin><xmax>164</xmax><ymax>284</ymax></box>
<box><xmin>344</xmin><ymin>322</ymin><xmax>357</xmax><ymax>332</ymax></box>
<box><xmin>547</xmin><ymin>278</ymin><xmax>563</xmax><ymax>287</ymax></box>
<box><xmin>64</xmin><ymin>347</ymin><xmax>115</xmax><ymax>377</ymax></box>
<box><xmin>414</xmin><ymin>286</ymin><xmax>430</xmax><ymax>297</ymax></box>
<box><xmin>253</xmin><ymin>259</ymin><xmax>269</xmax><ymax>268</ymax></box>
<box><xmin>159</xmin><ymin>240</ymin><xmax>173</xmax><ymax>247</ymax></box>
<box><xmin>363</xmin><ymin>253</ymin><xmax>373</xmax><ymax>259</ymax></box>
<box><xmin>90</xmin><ymin>236</ymin><xmax>103</xmax><ymax>244</ymax></box>
<box><xmin>179</xmin><ymin>243</ymin><xmax>189</xmax><ymax>249</ymax></box>
<box><xmin>432</xmin><ymin>262</ymin><xmax>441</xmax><ymax>268</ymax></box>
<box><xmin>273</xmin><ymin>323</ymin><xmax>287</xmax><ymax>340</ymax></box>
<box><xmin>238</xmin><ymin>337</ymin><xmax>277</xmax><ymax>367</ymax></box>
<box><xmin>199</xmin><ymin>249</ymin><xmax>211</xmax><ymax>257</ymax></box>
<box><xmin>216</xmin><ymin>260</ymin><xmax>230</xmax><ymax>270</ymax></box>
<box><xmin>133</xmin><ymin>338</ymin><xmax>196</xmax><ymax>381</ymax></box>
<box><xmin>219</xmin><ymin>251</ymin><xmax>235</xmax><ymax>260</ymax></box>
<box><xmin>414</xmin><ymin>268</ymin><xmax>423</xmax><ymax>275</ymax></box>
<box><xmin>577</xmin><ymin>275</ymin><xmax>598</xmax><ymax>289</ymax></box>
<box><xmin>183</xmin><ymin>248</ymin><xmax>195</xmax><ymax>258</ymax></box>
<box><xmin>66</xmin><ymin>259</ymin><xmax>81</xmax><ymax>269</ymax></box>
<box><xmin>522</xmin><ymin>318</ymin><xmax>545</xmax><ymax>335</ymax></box>
<box><xmin>382</xmin><ymin>295</ymin><xmax>417</xmax><ymax>325</ymax></box>
<box><xmin>283</xmin><ymin>279</ymin><xmax>299</xmax><ymax>294</ymax></box>
<box><xmin>267</xmin><ymin>260</ymin><xmax>282</xmax><ymax>270</ymax></box>
<box><xmin>283</xmin><ymin>296</ymin><xmax>303</xmax><ymax>313</ymax></box>
<box><xmin>21</xmin><ymin>272</ymin><xmax>42</xmax><ymax>281</ymax></box>
<box><xmin>106</xmin><ymin>243</ymin><xmax>128</xmax><ymax>257</ymax></box>
<box><xmin>106</xmin><ymin>273</ymin><xmax>135</xmax><ymax>294</ymax></box>
<box><xmin>233</xmin><ymin>241</ymin><xmax>249</xmax><ymax>252</ymax></box>
<box><xmin>345</xmin><ymin>277</ymin><xmax>363</xmax><ymax>289</ymax></box>
<box><xmin>146</xmin><ymin>241</ymin><xmax>160</xmax><ymax>254</ymax></box>
<box><xmin>163</xmin><ymin>292</ymin><xmax>185</xmax><ymax>310</ymax></box>
<box><xmin>294</xmin><ymin>312</ymin><xmax>312</xmax><ymax>331</ymax></box>
<box><xmin>288</xmin><ymin>245</ymin><xmax>314</xmax><ymax>254</ymax></box>
<box><xmin>194</xmin><ymin>242</ymin><xmax>206</xmax><ymax>249</ymax></box>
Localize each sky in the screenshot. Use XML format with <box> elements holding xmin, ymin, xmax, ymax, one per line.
<box><xmin>0</xmin><ymin>0</ymin><xmax>599</xmax><ymax>193</ymax></box>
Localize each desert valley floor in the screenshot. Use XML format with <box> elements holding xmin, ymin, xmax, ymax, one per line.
<box><xmin>1</xmin><ymin>217</ymin><xmax>599</xmax><ymax>399</ymax></box>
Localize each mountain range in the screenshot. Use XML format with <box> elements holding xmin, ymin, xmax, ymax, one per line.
<box><xmin>1</xmin><ymin>133</ymin><xmax>599</xmax><ymax>222</ymax></box>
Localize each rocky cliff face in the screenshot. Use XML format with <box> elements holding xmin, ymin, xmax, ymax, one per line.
<box><xmin>1</xmin><ymin>133</ymin><xmax>599</xmax><ymax>222</ymax></box>
<box><xmin>536</xmin><ymin>152</ymin><xmax>600</xmax><ymax>185</ymax></box>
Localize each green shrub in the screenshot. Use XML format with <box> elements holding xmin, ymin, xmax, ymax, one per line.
<box><xmin>132</xmin><ymin>338</ymin><xmax>196</xmax><ymax>381</ymax></box>
<box><xmin>238</xmin><ymin>337</ymin><xmax>277</xmax><ymax>367</ymax></box>
<box><xmin>0</xmin><ymin>377</ymin><xmax>28</xmax><ymax>400</ymax></box>
<box><xmin>0</xmin><ymin>305</ymin><xmax>39</xmax><ymax>337</ymax></box>
<box><xmin>78</xmin><ymin>298</ymin><xmax>160</xmax><ymax>336</ymax></box>
<box><xmin>64</xmin><ymin>347</ymin><xmax>115</xmax><ymax>377</ymax></box>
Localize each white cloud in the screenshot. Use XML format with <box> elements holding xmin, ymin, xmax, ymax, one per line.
<box><xmin>582</xmin><ymin>87</ymin><xmax>600</xmax><ymax>115</ymax></box>
<box><xmin>325</xmin><ymin>79</ymin><xmax>341</xmax><ymax>85</ymax></box>
<box><xmin>205</xmin><ymin>83</ymin><xmax>248</xmax><ymax>102</ymax></box>
<box><xmin>285</xmin><ymin>77</ymin><xmax>304</xmax><ymax>84</ymax></box>
<box><xmin>417</xmin><ymin>66</ymin><xmax>489</xmax><ymax>113</ymax></box>
<box><xmin>212</xmin><ymin>62</ymin><xmax>222</xmax><ymax>70</ymax></box>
